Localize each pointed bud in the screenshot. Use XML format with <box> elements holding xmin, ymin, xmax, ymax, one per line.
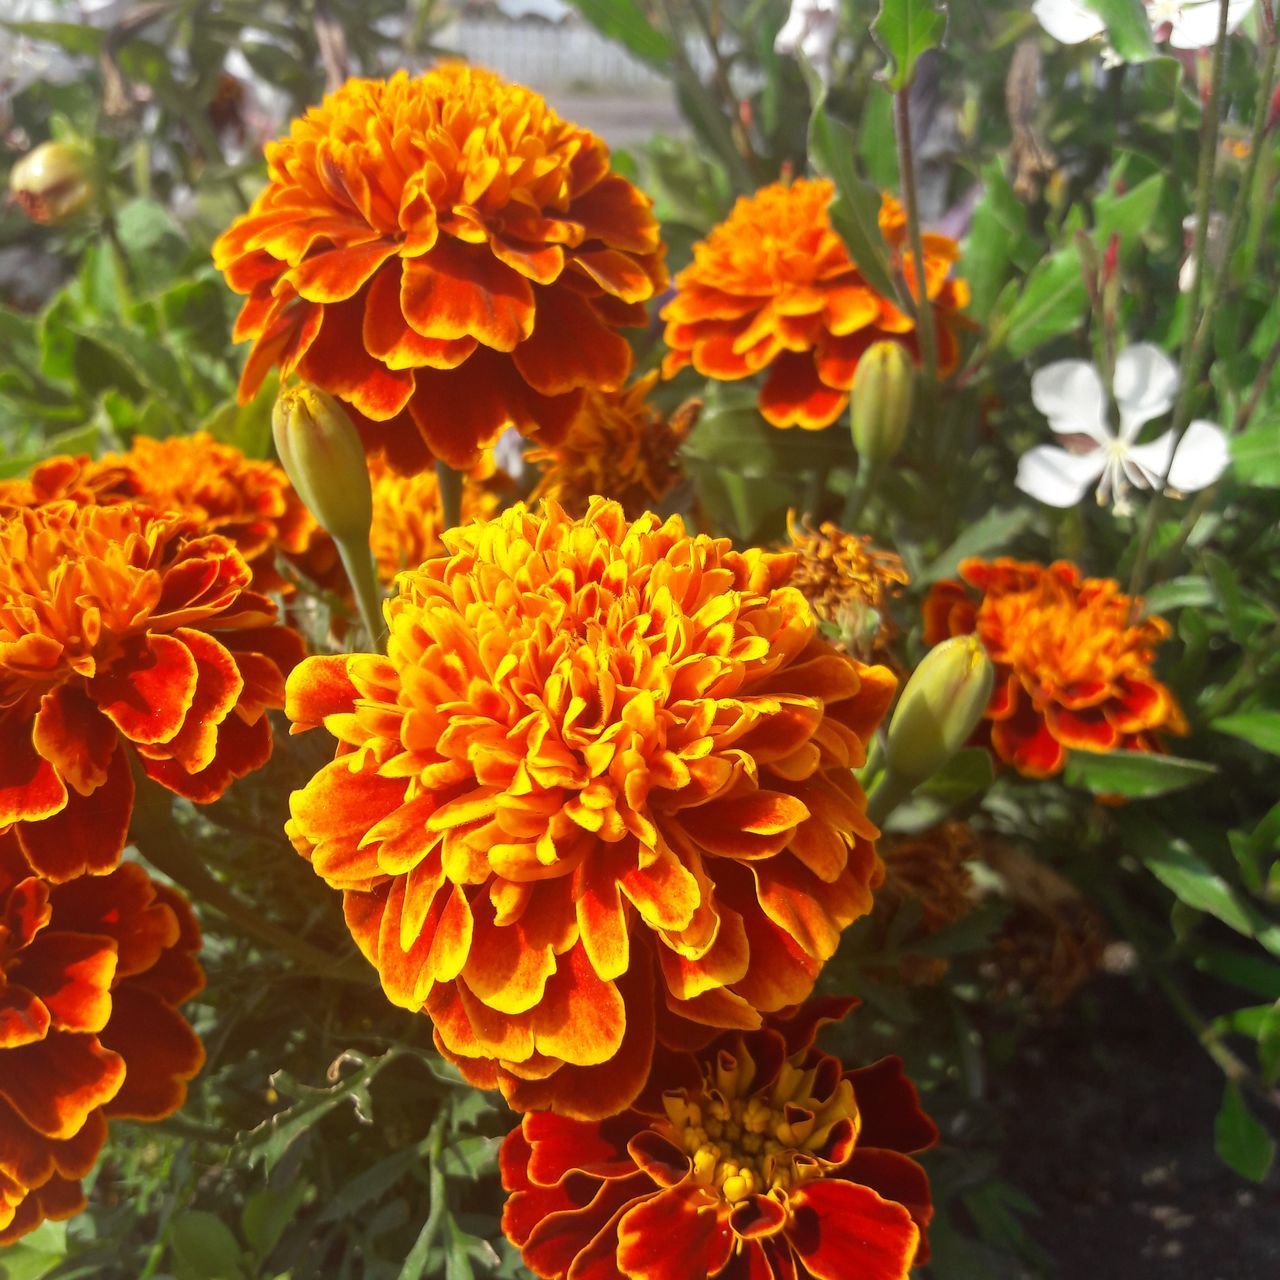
<box><xmin>272</xmin><ymin>384</ymin><xmax>372</xmax><ymax>543</ymax></box>
<box><xmin>885</xmin><ymin>634</ymin><xmax>995</xmax><ymax>784</ymax></box>
<box><xmin>850</xmin><ymin>341</ymin><xmax>914</xmax><ymax>462</ymax></box>
<box><xmin>9</xmin><ymin>140</ymin><xmax>94</xmax><ymax>225</ymax></box>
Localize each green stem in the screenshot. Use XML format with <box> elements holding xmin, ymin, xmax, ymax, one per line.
<box><xmin>336</xmin><ymin>536</ymin><xmax>385</xmax><ymax>650</ymax></box>
<box><xmin>435</xmin><ymin>457</ymin><xmax>464</xmax><ymax>533</ymax></box>
<box><xmin>892</xmin><ymin>89</ymin><xmax>938</xmax><ymax>385</ymax></box>
<box><xmin>841</xmin><ymin>455</ymin><xmax>885</xmax><ymax>531</ymax></box>
<box><xmin>1127</xmin><ymin>0</ymin><xmax>1234</xmax><ymax>601</ymax></box>
<box><xmin>866</xmin><ymin>765</ymin><xmax>918</xmax><ymax>828</ymax></box>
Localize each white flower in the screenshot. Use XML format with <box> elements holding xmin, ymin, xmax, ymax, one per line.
<box><xmin>1016</xmin><ymin>344</ymin><xmax>1230</xmax><ymax>514</ymax></box>
<box><xmin>1032</xmin><ymin>0</ymin><xmax>1255</xmax><ymax>51</ymax></box>
<box><xmin>775</xmin><ymin>0</ymin><xmax>840</xmax><ymax>84</ymax></box>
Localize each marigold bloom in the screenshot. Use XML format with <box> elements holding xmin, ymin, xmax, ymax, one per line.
<box><xmin>286</xmin><ymin>499</ymin><xmax>896</xmax><ymax>1119</ymax></box>
<box><xmin>923</xmin><ymin>558</ymin><xmax>1186</xmax><ymax>778</ymax></box>
<box><xmin>787</xmin><ymin>514</ymin><xmax>908</xmax><ymax>662</ymax></box>
<box><xmin>213</xmin><ymin>66</ymin><xmax>667</xmax><ymax>474</ymax></box>
<box><xmin>500</xmin><ymin>999</ymin><xmax>936</xmax><ymax>1280</ymax></box>
<box><xmin>661</xmin><ymin>180</ymin><xmax>969</xmax><ymax>431</ymax></box>
<box><xmin>0</xmin><ymin>832</ymin><xmax>204</xmax><ymax>1244</ymax></box>
<box><xmin>368</xmin><ymin>453</ymin><xmax>503</xmax><ymax>583</ymax></box>
<box><xmin>0</xmin><ymin>502</ymin><xmax>305</xmax><ymax>880</ymax></box>
<box><xmin>528</xmin><ymin>372</ymin><xmax>698</xmax><ymax>519</ymax></box>
<box><xmin>876</xmin><ymin>822</ymin><xmax>976</xmax><ymax>986</ymax></box>
<box><xmin>0</xmin><ymin>438</ymin><xmax>318</xmax><ymax>596</ymax></box>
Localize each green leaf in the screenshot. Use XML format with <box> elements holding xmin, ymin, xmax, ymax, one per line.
<box><xmin>1143</xmin><ymin>575</ymin><xmax>1215</xmax><ymax>614</ymax></box>
<box><xmin>570</xmin><ymin>0</ymin><xmax>673</xmax><ymax>68</ymax></box>
<box><xmin>872</xmin><ymin>0</ymin><xmax>947</xmax><ymax>91</ymax></box>
<box><xmin>241</xmin><ymin>1183</ymin><xmax>308</xmax><ymax>1261</ymax></box>
<box><xmin>0</xmin><ymin>20</ymin><xmax>104</xmax><ymax>56</ymax></box>
<box><xmin>1214</xmin><ymin>1082</ymin><xmax>1275</xmax><ymax>1182</ymax></box>
<box><xmin>1260</xmin><ymin>1001</ymin><xmax>1280</xmax><ymax>1086</ymax></box>
<box><xmin>1213</xmin><ymin>712</ymin><xmax>1280</xmax><ymax>757</ymax></box>
<box><xmin>1094</xmin><ymin>173</ymin><xmax>1165</xmax><ymax>247</ymax></box>
<box><xmin>999</xmin><ymin>245</ymin><xmax>1088</xmax><ymax>358</ymax></box>
<box><xmin>920</xmin><ymin>507</ymin><xmax>1031</xmax><ymax>583</ymax></box>
<box><xmin>961</xmin><ymin>162</ymin><xmax>1036</xmax><ymax>322</ymax></box>
<box><xmin>1139</xmin><ymin>838</ymin><xmax>1255</xmax><ymax>937</ymax></box>
<box><xmin>886</xmin><ymin>747</ymin><xmax>994</xmax><ymax>832</ymax></box>
<box><xmin>808</xmin><ymin>103</ymin><xmax>899</xmax><ymax>302</ymax></box>
<box><xmin>1082</xmin><ymin>0</ymin><xmax>1158</xmax><ymax>62</ymax></box>
<box><xmin>0</xmin><ymin>1220</ymin><xmax>67</xmax><ymax>1280</ymax></box>
<box><xmin>1231</xmin><ymin>417</ymin><xmax>1280</xmax><ymax>488</ymax></box>
<box><xmin>169</xmin><ymin>1210</ymin><xmax>247</xmax><ymax>1280</ymax></box>
<box><xmin>1064</xmin><ymin>749</ymin><xmax>1215</xmax><ymax>798</ymax></box>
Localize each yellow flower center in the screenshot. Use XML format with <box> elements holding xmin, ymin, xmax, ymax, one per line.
<box><xmin>659</xmin><ymin>1042</ymin><xmax>859</xmax><ymax>1204</ymax></box>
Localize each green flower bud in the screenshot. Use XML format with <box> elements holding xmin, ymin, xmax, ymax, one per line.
<box><xmin>272</xmin><ymin>384</ymin><xmax>373</xmax><ymax>543</ymax></box>
<box><xmin>9</xmin><ymin>140</ymin><xmax>95</xmax><ymax>225</ymax></box>
<box><xmin>885</xmin><ymin>634</ymin><xmax>995</xmax><ymax>785</ymax></box>
<box><xmin>850</xmin><ymin>341</ymin><xmax>914</xmax><ymax>462</ymax></box>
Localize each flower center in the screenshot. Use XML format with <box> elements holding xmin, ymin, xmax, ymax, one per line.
<box><xmin>659</xmin><ymin>1044</ymin><xmax>859</xmax><ymax>1204</ymax></box>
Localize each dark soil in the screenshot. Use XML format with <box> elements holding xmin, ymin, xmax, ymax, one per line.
<box><xmin>992</xmin><ymin>973</ymin><xmax>1280</xmax><ymax>1278</ymax></box>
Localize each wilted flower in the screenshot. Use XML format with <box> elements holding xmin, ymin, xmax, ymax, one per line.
<box><xmin>0</xmin><ymin>502</ymin><xmax>304</xmax><ymax>879</ymax></box>
<box><xmin>285</xmin><ymin>499</ymin><xmax>896</xmax><ymax>1119</ymax></box>
<box><xmin>213</xmin><ymin>66</ymin><xmax>666</xmax><ymax>473</ymax></box>
<box><xmin>1032</xmin><ymin>0</ymin><xmax>1255</xmax><ymax>50</ymax></box>
<box><xmin>528</xmin><ymin>372</ymin><xmax>698</xmax><ymax>518</ymax></box>
<box><xmin>786</xmin><ymin>514</ymin><xmax>908</xmax><ymax>661</ymax></box>
<box><xmin>8</xmin><ymin>141</ymin><xmax>94</xmax><ymax>225</ymax></box>
<box><xmin>924</xmin><ymin>558</ymin><xmax>1186</xmax><ymax>778</ymax></box>
<box><xmin>775</xmin><ymin>0</ymin><xmax>841</xmax><ymax>84</ymax></box>
<box><xmin>662</xmin><ymin>180</ymin><xmax>969</xmax><ymax>432</ymax></box>
<box><xmin>0</xmin><ymin>832</ymin><xmax>204</xmax><ymax>1244</ymax></box>
<box><xmin>500</xmin><ymin>1000</ymin><xmax>937</xmax><ymax>1280</ymax></box>
<box><xmin>1016</xmin><ymin>344</ymin><xmax>1229</xmax><ymax>515</ymax></box>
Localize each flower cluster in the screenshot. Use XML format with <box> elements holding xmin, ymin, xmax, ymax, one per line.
<box><xmin>285</xmin><ymin>498</ymin><xmax>897</xmax><ymax>1119</ymax></box>
<box><xmin>529</xmin><ymin>372</ymin><xmax>699</xmax><ymax>519</ymax></box>
<box><xmin>924</xmin><ymin>558</ymin><xmax>1186</xmax><ymax>778</ymax></box>
<box><xmin>661</xmin><ymin>179</ymin><xmax>969</xmax><ymax>431</ymax></box>
<box><xmin>0</xmin><ymin>501</ymin><xmax>304</xmax><ymax>878</ymax></box>
<box><xmin>501</xmin><ymin>1000</ymin><xmax>937</xmax><ymax>1280</ymax></box>
<box><xmin>213</xmin><ymin>65</ymin><xmax>666</xmax><ymax>473</ymax></box>
<box><xmin>0</xmin><ymin>832</ymin><xmax>204</xmax><ymax>1243</ymax></box>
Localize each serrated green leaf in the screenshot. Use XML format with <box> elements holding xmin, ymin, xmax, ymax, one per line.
<box><xmin>1064</xmin><ymin>749</ymin><xmax>1215</xmax><ymax>798</ymax></box>
<box><xmin>872</xmin><ymin>0</ymin><xmax>947</xmax><ymax>91</ymax></box>
<box><xmin>1213</xmin><ymin>712</ymin><xmax>1280</xmax><ymax>757</ymax></box>
<box><xmin>1214</xmin><ymin>1082</ymin><xmax>1275</xmax><ymax>1182</ymax></box>
<box><xmin>808</xmin><ymin>104</ymin><xmax>899</xmax><ymax>302</ymax></box>
<box><xmin>1083</xmin><ymin>0</ymin><xmax>1158</xmax><ymax>62</ymax></box>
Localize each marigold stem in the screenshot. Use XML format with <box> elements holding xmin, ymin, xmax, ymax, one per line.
<box><xmin>336</xmin><ymin>537</ymin><xmax>385</xmax><ymax>651</ymax></box>
<box><xmin>892</xmin><ymin>89</ymin><xmax>938</xmax><ymax>385</ymax></box>
<box><xmin>435</xmin><ymin>457</ymin><xmax>464</xmax><ymax>533</ymax></box>
<box><xmin>866</xmin><ymin>765</ymin><xmax>918</xmax><ymax>828</ymax></box>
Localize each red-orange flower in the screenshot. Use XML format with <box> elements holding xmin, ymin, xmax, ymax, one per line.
<box><xmin>661</xmin><ymin>180</ymin><xmax>969</xmax><ymax>431</ymax></box>
<box><xmin>500</xmin><ymin>999</ymin><xmax>936</xmax><ymax>1280</ymax></box>
<box><xmin>528</xmin><ymin>372</ymin><xmax>699</xmax><ymax>518</ymax></box>
<box><xmin>213</xmin><ymin>65</ymin><xmax>667</xmax><ymax>474</ymax></box>
<box><xmin>923</xmin><ymin>558</ymin><xmax>1186</xmax><ymax>778</ymax></box>
<box><xmin>285</xmin><ymin>499</ymin><xmax>896</xmax><ymax>1119</ymax></box>
<box><xmin>0</xmin><ymin>438</ymin><xmax>319</xmax><ymax>596</ymax></box>
<box><xmin>0</xmin><ymin>501</ymin><xmax>305</xmax><ymax>881</ymax></box>
<box><xmin>0</xmin><ymin>831</ymin><xmax>204</xmax><ymax>1244</ymax></box>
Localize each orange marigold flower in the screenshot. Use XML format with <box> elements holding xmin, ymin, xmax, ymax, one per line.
<box><xmin>0</xmin><ymin>502</ymin><xmax>305</xmax><ymax>881</ymax></box>
<box><xmin>0</xmin><ymin>831</ymin><xmax>204</xmax><ymax>1245</ymax></box>
<box><xmin>285</xmin><ymin>499</ymin><xmax>896</xmax><ymax>1119</ymax></box>
<box><xmin>923</xmin><ymin>558</ymin><xmax>1186</xmax><ymax>779</ymax></box>
<box><xmin>661</xmin><ymin>179</ymin><xmax>969</xmax><ymax>431</ymax></box>
<box><xmin>367</xmin><ymin>452</ymin><xmax>504</xmax><ymax>584</ymax></box>
<box><xmin>213</xmin><ymin>66</ymin><xmax>667</xmax><ymax>474</ymax></box>
<box><xmin>787</xmin><ymin>514</ymin><xmax>909</xmax><ymax>662</ymax></box>
<box><xmin>876</xmin><ymin>822</ymin><xmax>977</xmax><ymax>987</ymax></box>
<box><xmin>0</xmin><ymin>438</ymin><xmax>319</xmax><ymax>597</ymax></box>
<box><xmin>528</xmin><ymin>371</ymin><xmax>699</xmax><ymax>519</ymax></box>
<box><xmin>500</xmin><ymin>999</ymin><xmax>937</xmax><ymax>1280</ymax></box>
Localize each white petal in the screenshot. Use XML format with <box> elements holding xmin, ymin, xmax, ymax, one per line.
<box><xmin>1016</xmin><ymin>445</ymin><xmax>1107</xmax><ymax>507</ymax></box>
<box><xmin>1031</xmin><ymin>360</ymin><xmax>1111</xmax><ymax>442</ymax></box>
<box><xmin>1126</xmin><ymin>420</ymin><xmax>1230</xmax><ymax>494</ymax></box>
<box><xmin>1032</xmin><ymin>0</ymin><xmax>1108</xmax><ymax>43</ymax></box>
<box><xmin>1114</xmin><ymin>343</ymin><xmax>1180</xmax><ymax>438</ymax></box>
<box><xmin>1167</xmin><ymin>0</ymin><xmax>1255</xmax><ymax>49</ymax></box>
